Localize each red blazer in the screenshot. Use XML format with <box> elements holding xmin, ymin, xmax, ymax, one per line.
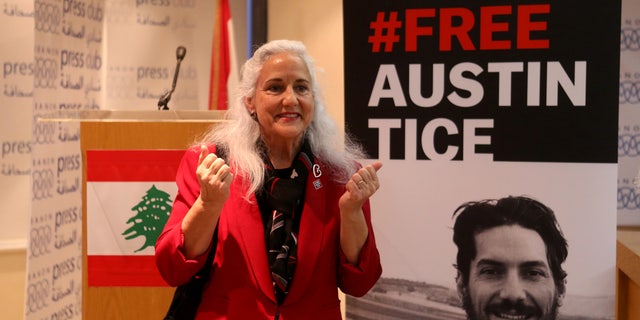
<box><xmin>156</xmin><ymin>146</ymin><xmax>382</xmax><ymax>319</ymax></box>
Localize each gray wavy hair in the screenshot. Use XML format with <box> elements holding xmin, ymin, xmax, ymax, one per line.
<box><xmin>199</xmin><ymin>39</ymin><xmax>365</xmax><ymax>199</ymax></box>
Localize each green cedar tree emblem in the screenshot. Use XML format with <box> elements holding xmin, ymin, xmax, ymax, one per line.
<box><xmin>122</xmin><ymin>184</ymin><xmax>172</xmax><ymax>252</ymax></box>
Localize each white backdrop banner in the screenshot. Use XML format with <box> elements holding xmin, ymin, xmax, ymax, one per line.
<box><xmin>619</xmin><ymin>0</ymin><xmax>640</xmax><ymax>225</ymax></box>
<box><xmin>104</xmin><ymin>0</ymin><xmax>214</xmax><ymax>111</ymax></box>
<box><xmin>27</xmin><ymin>0</ymin><xmax>104</xmax><ymax>318</ymax></box>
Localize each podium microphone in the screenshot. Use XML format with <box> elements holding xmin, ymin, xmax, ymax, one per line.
<box><xmin>158</xmin><ymin>46</ymin><xmax>187</xmax><ymax>110</ymax></box>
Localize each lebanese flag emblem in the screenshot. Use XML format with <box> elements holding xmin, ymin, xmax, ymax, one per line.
<box><xmin>86</xmin><ymin>150</ymin><xmax>184</xmax><ymax>286</ymax></box>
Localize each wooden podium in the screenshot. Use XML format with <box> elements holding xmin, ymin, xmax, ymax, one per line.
<box><xmin>78</xmin><ymin>110</ymin><xmax>225</xmax><ymax>319</ymax></box>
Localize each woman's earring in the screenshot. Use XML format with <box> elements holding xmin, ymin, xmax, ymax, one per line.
<box><xmin>250</xmin><ymin>111</ymin><xmax>258</xmax><ymax>121</ymax></box>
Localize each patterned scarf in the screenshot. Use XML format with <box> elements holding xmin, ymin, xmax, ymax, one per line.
<box><xmin>257</xmin><ymin>141</ymin><xmax>313</xmax><ymax>305</ymax></box>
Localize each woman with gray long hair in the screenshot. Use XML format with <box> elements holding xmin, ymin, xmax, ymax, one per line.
<box><xmin>156</xmin><ymin>39</ymin><xmax>383</xmax><ymax>319</ymax></box>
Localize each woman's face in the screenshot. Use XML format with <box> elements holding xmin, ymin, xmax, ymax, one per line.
<box><xmin>246</xmin><ymin>52</ymin><xmax>315</xmax><ymax>146</ymax></box>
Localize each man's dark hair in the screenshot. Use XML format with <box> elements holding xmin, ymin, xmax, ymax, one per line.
<box><xmin>452</xmin><ymin>195</ymin><xmax>568</xmax><ymax>296</ymax></box>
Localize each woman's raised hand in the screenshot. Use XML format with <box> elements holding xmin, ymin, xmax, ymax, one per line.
<box><xmin>339</xmin><ymin>161</ymin><xmax>382</xmax><ymax>213</ymax></box>
<box><xmin>196</xmin><ymin>144</ymin><xmax>233</xmax><ymax>205</ymax></box>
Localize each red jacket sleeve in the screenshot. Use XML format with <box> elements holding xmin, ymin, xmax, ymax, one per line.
<box><xmin>155</xmin><ymin>146</ymin><xmax>214</xmax><ymax>286</ymax></box>
<box><xmin>337</xmin><ymin>193</ymin><xmax>383</xmax><ymax>297</ymax></box>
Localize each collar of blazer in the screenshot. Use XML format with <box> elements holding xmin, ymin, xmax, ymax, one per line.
<box><xmin>233</xmin><ymin>166</ymin><xmax>329</xmax><ymax>304</ymax></box>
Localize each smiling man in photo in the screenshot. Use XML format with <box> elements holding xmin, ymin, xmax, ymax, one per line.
<box><xmin>452</xmin><ymin>196</ymin><xmax>568</xmax><ymax>320</ymax></box>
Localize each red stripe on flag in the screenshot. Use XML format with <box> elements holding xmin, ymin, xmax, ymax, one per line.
<box><xmin>88</xmin><ymin>255</ymin><xmax>169</xmax><ymax>287</ymax></box>
<box><xmin>86</xmin><ymin>150</ymin><xmax>185</xmax><ymax>182</ymax></box>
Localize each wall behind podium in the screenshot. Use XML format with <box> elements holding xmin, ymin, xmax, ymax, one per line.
<box><xmin>0</xmin><ymin>3</ymin><xmax>34</xmax><ymax>319</ymax></box>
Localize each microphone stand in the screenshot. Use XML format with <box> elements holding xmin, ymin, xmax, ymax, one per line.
<box><xmin>158</xmin><ymin>46</ymin><xmax>187</xmax><ymax>110</ymax></box>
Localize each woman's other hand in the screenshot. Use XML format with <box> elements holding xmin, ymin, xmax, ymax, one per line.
<box><xmin>196</xmin><ymin>144</ymin><xmax>233</xmax><ymax>205</ymax></box>
<box><xmin>339</xmin><ymin>161</ymin><xmax>382</xmax><ymax>213</ymax></box>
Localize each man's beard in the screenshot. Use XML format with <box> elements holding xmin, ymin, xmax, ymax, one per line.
<box><xmin>460</xmin><ymin>287</ymin><xmax>560</xmax><ymax>320</ymax></box>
